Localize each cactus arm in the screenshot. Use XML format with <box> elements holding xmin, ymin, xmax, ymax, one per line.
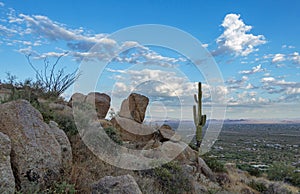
<box><xmin>193</xmin><ymin>105</ymin><xmax>198</xmax><ymax>126</ymax></box>
<box><xmin>194</xmin><ymin>94</ymin><xmax>198</xmax><ymax>103</ymax></box>
<box><xmin>200</xmin><ymin>115</ymin><xmax>206</xmax><ymax>126</ymax></box>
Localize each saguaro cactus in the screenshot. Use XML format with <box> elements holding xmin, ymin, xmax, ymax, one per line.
<box><xmin>193</xmin><ymin>82</ymin><xmax>207</xmax><ymax>148</ymax></box>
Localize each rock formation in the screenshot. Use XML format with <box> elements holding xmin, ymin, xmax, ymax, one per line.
<box><xmin>91</xmin><ymin>174</ymin><xmax>142</xmax><ymax>194</ymax></box>
<box><xmin>0</xmin><ymin>100</ymin><xmax>70</xmax><ymax>192</ymax></box>
<box><xmin>48</xmin><ymin>121</ymin><xmax>73</xmax><ymax>169</ymax></box>
<box><xmin>119</xmin><ymin>93</ymin><xmax>149</xmax><ymax>123</ymax></box>
<box><xmin>68</xmin><ymin>92</ymin><xmax>111</xmax><ymax>119</ymax></box>
<box><xmin>0</xmin><ymin>132</ymin><xmax>15</xmax><ymax>194</ymax></box>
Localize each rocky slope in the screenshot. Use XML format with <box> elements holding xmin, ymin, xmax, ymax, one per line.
<box><xmin>0</xmin><ymin>92</ymin><xmax>298</xmax><ymax>193</ymax></box>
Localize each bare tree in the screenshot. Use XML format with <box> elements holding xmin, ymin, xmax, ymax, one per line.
<box><xmin>26</xmin><ymin>53</ymin><xmax>80</xmax><ymax>97</ymax></box>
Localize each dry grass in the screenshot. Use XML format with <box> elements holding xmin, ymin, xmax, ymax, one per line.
<box><xmin>68</xmin><ymin>134</ymin><xmax>133</xmax><ymax>193</ymax></box>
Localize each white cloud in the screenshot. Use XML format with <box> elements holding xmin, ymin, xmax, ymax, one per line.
<box><xmin>201</xmin><ymin>43</ymin><xmax>208</xmax><ymax>48</ymax></box>
<box><xmin>228</xmin><ymin>91</ymin><xmax>270</xmax><ymax>106</ymax></box>
<box><xmin>109</xmin><ymin>68</ymin><xmax>228</xmax><ymax>106</ymax></box>
<box><xmin>282</xmin><ymin>45</ymin><xmax>295</xmax><ymax>49</ymax></box>
<box><xmin>215</xmin><ymin>14</ymin><xmax>266</xmax><ymax>56</ymax></box>
<box><xmin>245</xmin><ymin>83</ymin><xmax>254</xmax><ymax>89</ymax></box>
<box><xmin>0</xmin><ymin>24</ymin><xmax>17</xmax><ymax>36</ymax></box>
<box><xmin>290</xmin><ymin>52</ymin><xmax>300</xmax><ymax>64</ymax></box>
<box><xmin>2</xmin><ymin>10</ymin><xmax>184</xmax><ymax>66</ymax></box>
<box><xmin>286</xmin><ymin>87</ymin><xmax>300</xmax><ymax>95</ymax></box>
<box><xmin>261</xmin><ymin>77</ymin><xmax>276</xmax><ymax>83</ymax></box>
<box><xmin>261</xmin><ymin>76</ymin><xmax>300</xmax><ymax>102</ymax></box>
<box><xmin>239</xmin><ymin>64</ymin><xmax>264</xmax><ymax>75</ymax></box>
<box><xmin>0</xmin><ymin>2</ymin><xmax>4</xmax><ymax>7</ymax></box>
<box><xmin>272</xmin><ymin>53</ymin><xmax>285</xmax><ymax>63</ymax></box>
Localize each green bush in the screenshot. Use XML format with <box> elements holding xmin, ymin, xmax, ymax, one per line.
<box><xmin>152</xmin><ymin>161</ymin><xmax>192</xmax><ymax>194</ymax></box>
<box><xmin>237</xmin><ymin>164</ymin><xmax>262</xmax><ymax>177</ymax></box>
<box><xmin>290</xmin><ymin>171</ymin><xmax>300</xmax><ymax>187</ymax></box>
<box><xmin>51</xmin><ymin>181</ymin><xmax>76</xmax><ymax>194</ymax></box>
<box><xmin>103</xmin><ymin>127</ymin><xmax>123</xmax><ymax>145</ymax></box>
<box><xmin>267</xmin><ymin>162</ymin><xmax>293</xmax><ymax>181</ymax></box>
<box><xmin>248</xmin><ymin>180</ymin><xmax>268</xmax><ymax>192</ymax></box>
<box><xmin>202</xmin><ymin>155</ymin><xmax>227</xmax><ymax>173</ymax></box>
<box><xmin>53</xmin><ymin>112</ymin><xmax>78</xmax><ymax>136</ymax></box>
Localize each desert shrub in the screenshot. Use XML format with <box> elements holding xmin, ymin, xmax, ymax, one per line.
<box><xmin>103</xmin><ymin>127</ymin><xmax>123</xmax><ymax>145</ymax></box>
<box><xmin>267</xmin><ymin>162</ymin><xmax>293</xmax><ymax>181</ymax></box>
<box><xmin>189</xmin><ymin>141</ymin><xmax>198</xmax><ymax>151</ymax></box>
<box><xmin>26</xmin><ymin>54</ymin><xmax>79</xmax><ymax>98</ymax></box>
<box><xmin>50</xmin><ymin>181</ymin><xmax>76</xmax><ymax>194</ymax></box>
<box><xmin>237</xmin><ymin>164</ymin><xmax>262</xmax><ymax>177</ymax></box>
<box><xmin>290</xmin><ymin>171</ymin><xmax>300</xmax><ymax>187</ymax></box>
<box><xmin>141</xmin><ymin>161</ymin><xmax>192</xmax><ymax>194</ymax></box>
<box><xmin>202</xmin><ymin>155</ymin><xmax>227</xmax><ymax>173</ymax></box>
<box><xmin>248</xmin><ymin>180</ymin><xmax>268</xmax><ymax>192</ymax></box>
<box><xmin>53</xmin><ymin>112</ymin><xmax>78</xmax><ymax>136</ymax></box>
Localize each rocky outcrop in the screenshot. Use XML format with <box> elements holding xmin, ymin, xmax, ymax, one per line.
<box><xmin>111</xmin><ymin>116</ymin><xmax>156</xmax><ymax>142</ymax></box>
<box><xmin>0</xmin><ymin>100</ymin><xmax>66</xmax><ymax>191</ymax></box>
<box><xmin>0</xmin><ymin>132</ymin><xmax>15</xmax><ymax>194</ymax></box>
<box><xmin>48</xmin><ymin>121</ymin><xmax>72</xmax><ymax>169</ymax></box>
<box><xmin>68</xmin><ymin>92</ymin><xmax>111</xmax><ymax>119</ymax></box>
<box><xmin>119</xmin><ymin>93</ymin><xmax>149</xmax><ymax>123</ymax></box>
<box><xmin>158</xmin><ymin>124</ymin><xmax>181</xmax><ymax>142</ymax></box>
<box><xmin>198</xmin><ymin>157</ymin><xmax>216</xmax><ymax>181</ymax></box>
<box><xmin>91</xmin><ymin>174</ymin><xmax>142</xmax><ymax>194</ymax></box>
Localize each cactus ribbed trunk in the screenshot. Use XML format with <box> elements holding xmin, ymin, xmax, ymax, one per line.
<box><xmin>193</xmin><ymin>82</ymin><xmax>207</xmax><ymax>149</ymax></box>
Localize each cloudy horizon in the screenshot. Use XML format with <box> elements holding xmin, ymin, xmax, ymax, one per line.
<box><xmin>0</xmin><ymin>1</ymin><xmax>299</xmax><ymax>120</ymax></box>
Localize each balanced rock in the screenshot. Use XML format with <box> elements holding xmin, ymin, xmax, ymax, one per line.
<box><xmin>68</xmin><ymin>92</ymin><xmax>111</xmax><ymax>119</ymax></box>
<box><xmin>91</xmin><ymin>174</ymin><xmax>142</xmax><ymax>194</ymax></box>
<box><xmin>119</xmin><ymin>93</ymin><xmax>149</xmax><ymax>123</ymax></box>
<box><xmin>0</xmin><ymin>100</ymin><xmax>63</xmax><ymax>191</ymax></box>
<box><xmin>86</xmin><ymin>92</ymin><xmax>111</xmax><ymax>119</ymax></box>
<box><xmin>111</xmin><ymin>116</ymin><xmax>156</xmax><ymax>142</ymax></box>
<box><xmin>0</xmin><ymin>132</ymin><xmax>15</xmax><ymax>194</ymax></box>
<box><xmin>158</xmin><ymin>124</ymin><xmax>181</xmax><ymax>142</ymax></box>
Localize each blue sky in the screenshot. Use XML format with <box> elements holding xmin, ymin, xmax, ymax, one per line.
<box><xmin>0</xmin><ymin>0</ymin><xmax>300</xmax><ymax>120</ymax></box>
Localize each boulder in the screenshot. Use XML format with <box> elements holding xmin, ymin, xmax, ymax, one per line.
<box><xmin>99</xmin><ymin>119</ymin><xmax>113</xmax><ymax>129</ymax></box>
<box><xmin>91</xmin><ymin>174</ymin><xmax>142</xmax><ymax>194</ymax></box>
<box><xmin>111</xmin><ymin>116</ymin><xmax>156</xmax><ymax>142</ymax></box>
<box><xmin>68</xmin><ymin>92</ymin><xmax>111</xmax><ymax>119</ymax></box>
<box><xmin>158</xmin><ymin>124</ymin><xmax>181</xmax><ymax>142</ymax></box>
<box><xmin>0</xmin><ymin>100</ymin><xmax>63</xmax><ymax>191</ymax></box>
<box><xmin>143</xmin><ymin>139</ymin><xmax>162</xmax><ymax>150</ymax></box>
<box><xmin>119</xmin><ymin>98</ymin><xmax>132</xmax><ymax>119</ymax></box>
<box><xmin>0</xmin><ymin>132</ymin><xmax>15</xmax><ymax>194</ymax></box>
<box><xmin>86</xmin><ymin>92</ymin><xmax>111</xmax><ymax>119</ymax></box>
<box><xmin>198</xmin><ymin>157</ymin><xmax>216</xmax><ymax>181</ymax></box>
<box><xmin>161</xmin><ymin>141</ymin><xmax>198</xmax><ymax>164</ymax></box>
<box><xmin>68</xmin><ymin>93</ymin><xmax>86</xmax><ymax>107</ymax></box>
<box><xmin>119</xmin><ymin>93</ymin><xmax>149</xmax><ymax>123</ymax></box>
<box><xmin>48</xmin><ymin>121</ymin><xmax>72</xmax><ymax>169</ymax></box>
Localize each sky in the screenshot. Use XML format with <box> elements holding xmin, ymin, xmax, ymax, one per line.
<box><xmin>0</xmin><ymin>0</ymin><xmax>300</xmax><ymax>120</ymax></box>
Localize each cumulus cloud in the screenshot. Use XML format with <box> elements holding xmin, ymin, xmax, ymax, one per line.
<box><xmin>272</xmin><ymin>53</ymin><xmax>285</xmax><ymax>63</ymax></box>
<box><xmin>290</xmin><ymin>52</ymin><xmax>300</xmax><ymax>65</ymax></box>
<box><xmin>215</xmin><ymin>14</ymin><xmax>266</xmax><ymax>56</ymax></box>
<box><xmin>227</xmin><ymin>91</ymin><xmax>270</xmax><ymax>107</ymax></box>
<box><xmin>1</xmin><ymin>9</ymin><xmax>183</xmax><ymax>66</ymax></box>
<box><xmin>239</xmin><ymin>64</ymin><xmax>264</xmax><ymax>75</ymax></box>
<box><xmin>0</xmin><ymin>24</ymin><xmax>17</xmax><ymax>36</ymax></box>
<box><xmin>108</xmin><ymin>68</ymin><xmax>228</xmax><ymax>106</ymax></box>
<box><xmin>0</xmin><ymin>2</ymin><xmax>4</xmax><ymax>7</ymax></box>
<box><xmin>261</xmin><ymin>76</ymin><xmax>300</xmax><ymax>102</ymax></box>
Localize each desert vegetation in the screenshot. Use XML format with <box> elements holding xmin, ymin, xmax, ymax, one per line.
<box><xmin>0</xmin><ymin>67</ymin><xmax>299</xmax><ymax>193</ymax></box>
